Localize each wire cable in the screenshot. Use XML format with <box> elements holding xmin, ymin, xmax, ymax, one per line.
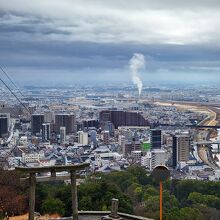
<box><xmin>0</xmin><ymin>66</ymin><xmax>25</xmax><ymax>98</ymax></box>
<box><xmin>0</xmin><ymin>73</ymin><xmax>31</xmax><ymax>115</ymax></box>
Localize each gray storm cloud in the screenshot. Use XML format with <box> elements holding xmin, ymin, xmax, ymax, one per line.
<box><xmin>129</xmin><ymin>53</ymin><xmax>145</xmax><ymax>96</ymax></box>
<box><xmin>1</xmin><ymin>0</ymin><xmax>220</xmax><ymax>84</ymax></box>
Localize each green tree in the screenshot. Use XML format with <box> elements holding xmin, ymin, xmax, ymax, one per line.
<box><xmin>179</xmin><ymin>207</ymin><xmax>204</xmax><ymax>220</ymax></box>
<box><xmin>127</xmin><ymin>166</ymin><xmax>152</xmax><ymax>185</ymax></box>
<box><xmin>188</xmin><ymin>192</ymin><xmax>220</xmax><ymax>209</ymax></box>
<box><xmin>79</xmin><ymin>196</ymin><xmax>93</xmax><ymax>210</ymax></box>
<box><xmin>142</xmin><ymin>185</ymin><xmax>159</xmax><ymax>204</ymax></box>
<box><xmin>143</xmin><ymin>195</ymin><xmax>160</xmax><ymax>219</ymax></box>
<box><xmin>42</xmin><ymin>198</ymin><xmax>65</xmax><ymax>216</ymax></box>
<box><xmin>32</xmin><ymin>169</ymin><xmax>220</xmax><ymax>219</ymax></box>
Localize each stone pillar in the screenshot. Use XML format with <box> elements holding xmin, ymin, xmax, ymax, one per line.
<box><xmin>29</xmin><ymin>173</ymin><xmax>36</xmax><ymax>220</ymax></box>
<box><xmin>110</xmin><ymin>198</ymin><xmax>119</xmax><ymax>218</ymax></box>
<box><xmin>71</xmin><ymin>171</ymin><xmax>78</xmax><ymax>220</ymax></box>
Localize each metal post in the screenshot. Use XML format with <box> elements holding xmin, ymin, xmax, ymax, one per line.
<box><xmin>29</xmin><ymin>173</ymin><xmax>36</xmax><ymax>220</ymax></box>
<box><xmin>160</xmin><ymin>181</ymin><xmax>163</xmax><ymax>220</ymax></box>
<box><xmin>71</xmin><ymin>171</ymin><xmax>78</xmax><ymax>220</ymax></box>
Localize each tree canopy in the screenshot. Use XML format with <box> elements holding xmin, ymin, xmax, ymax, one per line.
<box><xmin>0</xmin><ymin>167</ymin><xmax>219</xmax><ymax>219</ymax></box>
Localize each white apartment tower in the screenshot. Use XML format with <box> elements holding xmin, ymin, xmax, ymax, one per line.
<box><xmin>42</xmin><ymin>123</ymin><xmax>50</xmax><ymax>142</ymax></box>
<box><xmin>78</xmin><ymin>131</ymin><xmax>89</xmax><ymax>145</ymax></box>
<box><xmin>60</xmin><ymin>126</ymin><xmax>66</xmax><ymax>144</ymax></box>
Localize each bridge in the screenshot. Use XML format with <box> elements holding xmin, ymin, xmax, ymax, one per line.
<box><xmin>187</xmin><ymin>125</ymin><xmax>220</xmax><ymax>129</ymax></box>
<box><xmin>193</xmin><ymin>140</ymin><xmax>220</xmax><ymax>145</ymax></box>
<box><xmin>154</xmin><ymin>123</ymin><xmax>220</xmax><ymax>129</ymax></box>
<box><xmin>192</xmin><ymin>140</ymin><xmax>220</xmax><ymax>154</ymax></box>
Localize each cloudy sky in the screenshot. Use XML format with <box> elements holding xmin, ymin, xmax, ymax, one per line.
<box><xmin>1</xmin><ymin>0</ymin><xmax>220</xmax><ymax>85</ymax></box>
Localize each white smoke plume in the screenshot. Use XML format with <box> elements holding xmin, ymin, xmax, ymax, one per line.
<box><xmin>129</xmin><ymin>53</ymin><xmax>145</xmax><ymax>97</ymax></box>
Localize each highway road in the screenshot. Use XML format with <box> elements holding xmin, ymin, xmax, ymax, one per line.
<box><xmin>198</xmin><ymin>145</ymin><xmax>219</xmax><ymax>170</ymax></box>
<box><xmin>154</xmin><ymin>100</ymin><xmax>220</xmax><ymax>169</ymax></box>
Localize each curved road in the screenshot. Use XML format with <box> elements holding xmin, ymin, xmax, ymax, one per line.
<box><xmin>198</xmin><ymin>145</ymin><xmax>219</xmax><ymax>169</ymax></box>
<box><xmin>154</xmin><ymin>100</ymin><xmax>220</xmax><ymax>169</ymax></box>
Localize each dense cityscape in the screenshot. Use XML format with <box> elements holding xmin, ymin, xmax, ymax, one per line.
<box><xmin>1</xmin><ymin>78</ymin><xmax>220</xmax><ymax>220</ymax></box>
<box><xmin>0</xmin><ymin>83</ymin><xmax>220</xmax><ymax>181</ymax></box>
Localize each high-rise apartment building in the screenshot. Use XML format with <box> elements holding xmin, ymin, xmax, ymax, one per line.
<box><xmin>122</xmin><ymin>141</ymin><xmax>141</xmax><ymax>157</ymax></box>
<box><xmin>150</xmin><ymin>129</ymin><xmax>161</xmax><ymax>149</ymax></box>
<box><xmin>55</xmin><ymin>113</ymin><xmax>75</xmax><ymax>134</ymax></box>
<box><xmin>44</xmin><ymin>111</ymin><xmax>55</xmax><ymax>123</ymax></box>
<box><xmin>60</xmin><ymin>127</ymin><xmax>66</xmax><ymax>144</ymax></box>
<box><xmin>78</xmin><ymin>131</ymin><xmax>88</xmax><ymax>145</ymax></box>
<box><xmin>31</xmin><ymin>114</ymin><xmax>44</xmax><ymax>135</ymax></box>
<box><xmin>99</xmin><ymin>110</ymin><xmax>149</xmax><ymax>129</ymax></box>
<box><xmin>83</xmin><ymin>119</ymin><xmax>99</xmax><ymax>129</ymax></box>
<box><xmin>0</xmin><ymin>116</ymin><xmax>8</xmax><ymax>138</ymax></box>
<box><xmin>102</xmin><ymin>130</ymin><xmax>110</xmax><ymax>145</ymax></box>
<box><xmin>173</xmin><ymin>134</ymin><xmax>190</xmax><ymax>168</ymax></box>
<box><xmin>89</xmin><ymin>130</ymin><xmax>97</xmax><ymax>147</ymax></box>
<box><xmin>42</xmin><ymin>123</ymin><xmax>50</xmax><ymax>142</ymax></box>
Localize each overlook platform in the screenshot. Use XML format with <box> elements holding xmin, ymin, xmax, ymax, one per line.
<box><xmin>47</xmin><ymin>211</ymin><xmax>153</xmax><ymax>220</ymax></box>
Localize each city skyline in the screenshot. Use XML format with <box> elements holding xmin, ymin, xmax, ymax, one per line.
<box><xmin>1</xmin><ymin>0</ymin><xmax>220</xmax><ymax>85</ymax></box>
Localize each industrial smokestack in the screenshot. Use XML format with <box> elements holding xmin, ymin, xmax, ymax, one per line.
<box><xmin>129</xmin><ymin>53</ymin><xmax>145</xmax><ymax>97</ymax></box>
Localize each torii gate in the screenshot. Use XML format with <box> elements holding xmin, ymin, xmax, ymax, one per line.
<box><xmin>15</xmin><ymin>163</ymin><xmax>90</xmax><ymax>220</ymax></box>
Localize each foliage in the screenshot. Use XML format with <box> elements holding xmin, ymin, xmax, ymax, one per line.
<box><xmin>179</xmin><ymin>207</ymin><xmax>204</xmax><ymax>220</ymax></box>
<box><xmin>0</xmin><ymin>166</ymin><xmax>220</xmax><ymax>219</ymax></box>
<box><xmin>42</xmin><ymin>198</ymin><xmax>65</xmax><ymax>216</ymax></box>
<box><xmin>0</xmin><ymin>169</ymin><xmax>28</xmax><ymax>216</ymax></box>
<box><xmin>188</xmin><ymin>192</ymin><xmax>220</xmax><ymax>209</ymax></box>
